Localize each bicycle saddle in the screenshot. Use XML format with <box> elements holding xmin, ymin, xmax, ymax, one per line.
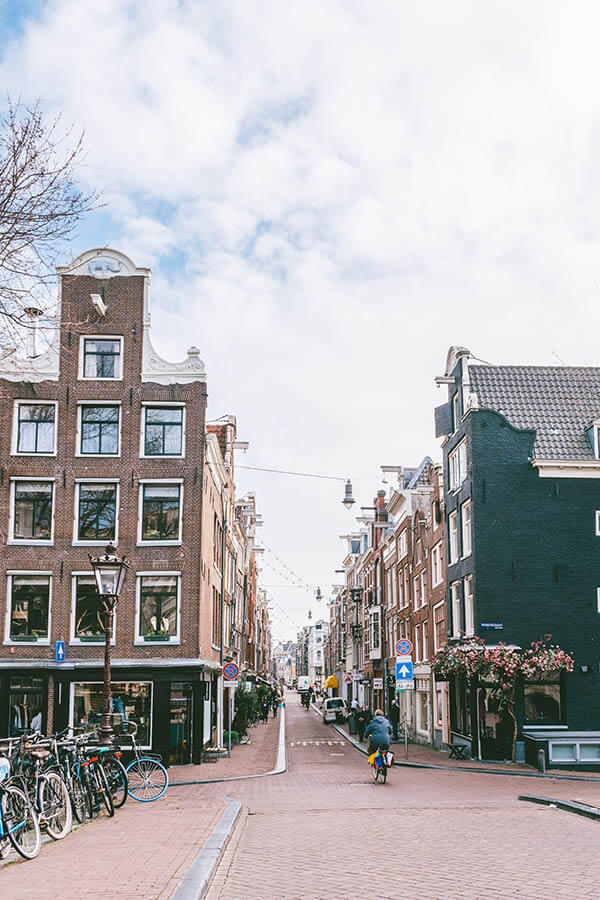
<box><xmin>29</xmin><ymin>749</ymin><xmax>50</xmax><ymax>760</ymax></box>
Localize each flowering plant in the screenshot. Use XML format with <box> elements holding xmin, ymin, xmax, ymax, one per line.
<box><xmin>520</xmin><ymin>635</ymin><xmax>574</xmax><ymax>680</ymax></box>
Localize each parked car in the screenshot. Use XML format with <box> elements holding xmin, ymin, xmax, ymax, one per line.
<box><xmin>322</xmin><ymin>697</ymin><xmax>348</xmax><ymax>724</ymax></box>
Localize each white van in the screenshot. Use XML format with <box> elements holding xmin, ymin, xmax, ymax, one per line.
<box><xmin>322</xmin><ymin>697</ymin><xmax>348</xmax><ymax>724</ymax></box>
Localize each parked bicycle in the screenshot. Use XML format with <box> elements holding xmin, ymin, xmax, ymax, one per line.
<box><xmin>8</xmin><ymin>733</ymin><xmax>72</xmax><ymax>840</ymax></box>
<box><xmin>0</xmin><ymin>744</ymin><xmax>41</xmax><ymax>860</ymax></box>
<box><xmin>114</xmin><ymin>722</ymin><xmax>168</xmax><ymax>802</ymax></box>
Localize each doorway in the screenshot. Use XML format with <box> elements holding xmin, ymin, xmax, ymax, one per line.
<box><xmin>169</xmin><ymin>682</ymin><xmax>193</xmax><ymax>765</ymax></box>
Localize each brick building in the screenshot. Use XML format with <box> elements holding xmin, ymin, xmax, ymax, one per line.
<box><xmin>0</xmin><ymin>247</ymin><xmax>245</xmax><ymax>764</ymax></box>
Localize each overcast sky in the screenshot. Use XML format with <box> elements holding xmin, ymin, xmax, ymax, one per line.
<box><xmin>3</xmin><ymin>2</ymin><xmax>600</xmax><ymax>641</ymax></box>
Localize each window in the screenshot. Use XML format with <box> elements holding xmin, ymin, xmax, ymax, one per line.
<box><xmin>449</xmin><ymin>511</ymin><xmax>458</xmax><ymax>564</ymax></box>
<box><xmin>596</xmin><ymin>511</ymin><xmax>600</xmax><ymax>536</ymax></box>
<box><xmin>422</xmin><ymin>621</ymin><xmax>428</xmax><ymax>660</ymax></box>
<box><xmin>212</xmin><ymin>587</ymin><xmax>221</xmax><ymax>648</ymax></box>
<box><xmin>451</xmin><ymin>581</ymin><xmax>461</xmax><ymax>638</ymax></box>
<box><xmin>433</xmin><ymin>601</ymin><xmax>445</xmax><ymax>652</ymax></box>
<box><xmin>142</xmin><ymin>405</ymin><xmax>185</xmax><ymax>457</ymax></box>
<box><xmin>72</xmin><ymin>575</ymin><xmax>107</xmax><ymax>641</ymax></box>
<box><xmin>448</xmin><ymin>439</ymin><xmax>467</xmax><ymax>491</ymax></box>
<box><xmin>415</xmin><ymin>624</ymin><xmax>421</xmax><ymax>661</ymax></box>
<box><xmin>137</xmin><ymin>574</ymin><xmax>179</xmax><ymax>642</ymax></box>
<box><xmin>420</xmin><ymin>571</ymin><xmax>426</xmax><ymax>607</ymax></box>
<box><xmin>398</xmin><ymin>532</ymin><xmax>407</xmax><ymax>559</ymax></box>
<box><xmin>524</xmin><ymin>671</ymin><xmax>563</xmax><ymax>724</ymax></box>
<box><xmin>431</xmin><ymin>541</ymin><xmax>443</xmax><ymax>587</ymax></box>
<box><xmin>370</xmin><ymin>608</ymin><xmax>381</xmax><ymax>651</ymax></box>
<box><xmin>7</xmin><ymin>574</ymin><xmax>51</xmax><ymax>642</ymax></box>
<box><xmin>14</xmin><ymin>402</ymin><xmax>56</xmax><ymax>454</ymax></box>
<box><xmin>452</xmin><ymin>392</ymin><xmax>460</xmax><ymax>432</ymax></box>
<box><xmin>464</xmin><ymin>575</ymin><xmax>474</xmax><ymax>636</ymax></box>
<box><xmin>79</xmin><ymin>404</ymin><xmax>120</xmax><ymax>455</ymax></box>
<box><xmin>76</xmin><ymin>482</ymin><xmax>118</xmax><ymax>542</ymax></box>
<box><xmin>10</xmin><ymin>480</ymin><xmax>53</xmax><ymax>543</ymax></box>
<box><xmin>80</xmin><ymin>337</ymin><xmax>123</xmax><ymax>379</ymax></box>
<box><xmin>461</xmin><ymin>500</ymin><xmax>472</xmax><ymax>557</ymax></box>
<box><xmin>435</xmin><ymin>685</ymin><xmax>444</xmax><ymax>728</ymax></box>
<box><xmin>72</xmin><ymin>682</ymin><xmax>152</xmax><ymax>747</ymax></box>
<box><xmin>140</xmin><ymin>483</ymin><xmax>183</xmax><ymax>542</ymax></box>
<box><xmin>413</xmin><ymin>575</ymin><xmax>421</xmax><ymax>611</ymax></box>
<box><xmin>417</xmin><ymin>691</ymin><xmax>429</xmax><ymax>732</ymax></box>
<box><xmin>8</xmin><ymin>676</ymin><xmax>44</xmax><ymax>736</ymax></box>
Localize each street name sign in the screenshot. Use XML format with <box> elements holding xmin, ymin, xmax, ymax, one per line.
<box><xmin>55</xmin><ymin>641</ymin><xmax>65</xmax><ymax>663</ymax></box>
<box><xmin>222</xmin><ymin>662</ymin><xmax>239</xmax><ymax>680</ymax></box>
<box><xmin>396</xmin><ymin>638</ymin><xmax>413</xmax><ymax>657</ymax></box>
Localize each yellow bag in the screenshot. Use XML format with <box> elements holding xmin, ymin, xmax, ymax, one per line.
<box><xmin>368</xmin><ymin>752</ymin><xmax>378</xmax><ymax>765</ymax></box>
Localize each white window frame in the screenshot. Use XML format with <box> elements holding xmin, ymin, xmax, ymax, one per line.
<box><xmin>137</xmin><ymin>479</ymin><xmax>184</xmax><ymax>546</ymax></box>
<box><xmin>413</xmin><ymin>574</ymin><xmax>420</xmax><ymax>611</ymax></box>
<box><xmin>140</xmin><ymin>402</ymin><xmax>186</xmax><ymax>459</ymax></box>
<box><xmin>596</xmin><ymin>511</ymin><xmax>600</xmax><ymax>536</ymax></box>
<box><xmin>78</xmin><ymin>334</ymin><xmax>124</xmax><ymax>381</ymax></box>
<box><xmin>422</xmin><ymin>621</ymin><xmax>428</xmax><ymax>661</ymax></box>
<box><xmin>11</xmin><ymin>399</ymin><xmax>58</xmax><ymax>456</ymax></box>
<box><xmin>448</xmin><ymin>511</ymin><xmax>458</xmax><ymax>565</ymax></box>
<box><xmin>448</xmin><ymin>439</ymin><xmax>467</xmax><ymax>492</ymax></box>
<box><xmin>464</xmin><ymin>575</ymin><xmax>474</xmax><ymax>636</ymax></box>
<box><xmin>452</xmin><ymin>393</ymin><xmax>460</xmax><ymax>432</ymax></box>
<box><xmin>431</xmin><ymin>541</ymin><xmax>443</xmax><ymax>587</ymax></box>
<box><xmin>451</xmin><ymin>581</ymin><xmax>461</xmax><ymax>638</ymax></box>
<box><xmin>70</xmin><ymin>571</ymin><xmax>115</xmax><ymax>645</ymax></box>
<box><xmin>420</xmin><ymin>571</ymin><xmax>427</xmax><ymax>608</ymax></box>
<box><xmin>8</xmin><ymin>477</ymin><xmax>55</xmax><ymax>546</ymax></box>
<box><xmin>4</xmin><ymin>571</ymin><xmax>52</xmax><ymax>646</ymax></box>
<box><xmin>417</xmin><ymin>690</ymin><xmax>429</xmax><ymax>734</ymax></box>
<box><xmin>135</xmin><ymin>572</ymin><xmax>181</xmax><ymax>645</ymax></box>
<box><xmin>415</xmin><ymin>623</ymin><xmax>421</xmax><ymax>661</ymax></box>
<box><xmin>398</xmin><ymin>532</ymin><xmax>407</xmax><ymax>559</ymax></box>
<box><xmin>76</xmin><ymin>400</ymin><xmax>122</xmax><ymax>457</ymax></box>
<box><xmin>69</xmin><ymin>681</ymin><xmax>153</xmax><ymax>750</ymax></box>
<box><xmin>433</xmin><ymin>601</ymin><xmax>445</xmax><ymax>652</ymax></box>
<box><xmin>73</xmin><ymin>478</ymin><xmax>120</xmax><ymax>546</ymax></box>
<box><xmin>597</xmin><ymin>587</ymin><xmax>600</xmax><ymax>614</ymax></box>
<box><xmin>435</xmin><ymin>684</ymin><xmax>444</xmax><ymax>728</ymax></box>
<box><xmin>461</xmin><ymin>499</ymin><xmax>472</xmax><ymax>558</ymax></box>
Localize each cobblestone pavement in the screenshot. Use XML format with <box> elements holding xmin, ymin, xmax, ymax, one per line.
<box><xmin>204</xmin><ymin>698</ymin><xmax>600</xmax><ymax>900</ymax></box>
<box><xmin>1</xmin><ymin>786</ymin><xmax>224</xmax><ymax>899</ymax></box>
<box><xmin>170</xmin><ymin>712</ymin><xmax>281</xmax><ymax>783</ymax></box>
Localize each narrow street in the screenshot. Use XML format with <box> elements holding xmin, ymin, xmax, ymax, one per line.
<box><xmin>205</xmin><ymin>696</ymin><xmax>600</xmax><ymax>900</ymax></box>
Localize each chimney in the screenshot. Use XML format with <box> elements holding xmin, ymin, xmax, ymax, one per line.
<box><xmin>24</xmin><ymin>307</ymin><xmax>43</xmax><ymax>358</ymax></box>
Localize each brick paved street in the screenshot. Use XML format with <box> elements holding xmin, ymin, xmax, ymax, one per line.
<box><xmin>205</xmin><ymin>696</ymin><xmax>600</xmax><ymax>900</ymax></box>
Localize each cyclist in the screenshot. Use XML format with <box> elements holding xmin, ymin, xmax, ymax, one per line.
<box><xmin>364</xmin><ymin>708</ymin><xmax>393</xmax><ymax>755</ymax></box>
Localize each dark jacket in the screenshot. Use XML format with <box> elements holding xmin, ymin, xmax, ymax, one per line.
<box><xmin>364</xmin><ymin>715</ymin><xmax>393</xmax><ymax>748</ymax></box>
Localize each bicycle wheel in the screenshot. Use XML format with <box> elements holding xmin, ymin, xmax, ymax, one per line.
<box><xmin>372</xmin><ymin>763</ymin><xmax>380</xmax><ymax>782</ymax></box>
<box><xmin>380</xmin><ymin>763</ymin><xmax>387</xmax><ymax>784</ymax></box>
<box><xmin>40</xmin><ymin>773</ymin><xmax>72</xmax><ymax>840</ymax></box>
<box><xmin>96</xmin><ymin>764</ymin><xmax>115</xmax><ymax>817</ymax></box>
<box><xmin>2</xmin><ymin>784</ymin><xmax>41</xmax><ymax>860</ymax></box>
<box><xmin>69</xmin><ymin>770</ymin><xmax>88</xmax><ymax>824</ymax></box>
<box><xmin>103</xmin><ymin>757</ymin><xmax>128</xmax><ymax>809</ymax></box>
<box><xmin>126</xmin><ymin>757</ymin><xmax>168</xmax><ymax>802</ymax></box>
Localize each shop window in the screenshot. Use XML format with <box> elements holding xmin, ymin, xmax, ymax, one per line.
<box><xmin>14</xmin><ymin>401</ymin><xmax>56</xmax><ymax>454</ymax></box>
<box><xmin>72</xmin><ymin>575</ymin><xmax>108</xmax><ymax>641</ymax></box>
<box><xmin>137</xmin><ymin>574</ymin><xmax>179</xmax><ymax>641</ymax></box>
<box><xmin>79</xmin><ymin>404</ymin><xmax>120</xmax><ymax>455</ymax></box>
<box><xmin>524</xmin><ymin>672</ymin><xmax>563</xmax><ymax>723</ymax></box>
<box><xmin>80</xmin><ymin>336</ymin><xmax>123</xmax><ymax>379</ymax></box>
<box><xmin>72</xmin><ymin>681</ymin><xmax>152</xmax><ymax>747</ymax></box>
<box><xmin>76</xmin><ymin>482</ymin><xmax>118</xmax><ymax>542</ymax></box>
<box><xmin>142</xmin><ymin>405</ymin><xmax>185</xmax><ymax>456</ymax></box>
<box><xmin>417</xmin><ymin>691</ymin><xmax>429</xmax><ymax>733</ymax></box>
<box><xmin>139</xmin><ymin>483</ymin><xmax>182</xmax><ymax>542</ymax></box>
<box><xmin>10</xmin><ymin>480</ymin><xmax>54</xmax><ymax>542</ymax></box>
<box><xmin>8</xmin><ymin>675</ymin><xmax>44</xmax><ymax>736</ymax></box>
<box><xmin>8</xmin><ymin>575</ymin><xmax>50</xmax><ymax>642</ymax></box>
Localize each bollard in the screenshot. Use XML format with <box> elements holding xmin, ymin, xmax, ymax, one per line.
<box><xmin>537</xmin><ymin>748</ymin><xmax>546</xmax><ymax>774</ymax></box>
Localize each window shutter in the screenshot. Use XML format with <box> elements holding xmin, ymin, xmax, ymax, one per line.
<box><xmin>434</xmin><ymin>402</ymin><xmax>452</xmax><ymax>437</ymax></box>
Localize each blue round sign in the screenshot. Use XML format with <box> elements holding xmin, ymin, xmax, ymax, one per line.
<box><xmin>223</xmin><ymin>662</ymin><xmax>239</xmax><ymax>680</ymax></box>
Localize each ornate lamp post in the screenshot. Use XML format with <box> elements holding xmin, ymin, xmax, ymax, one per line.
<box><xmin>89</xmin><ymin>542</ymin><xmax>129</xmax><ymax>745</ymax></box>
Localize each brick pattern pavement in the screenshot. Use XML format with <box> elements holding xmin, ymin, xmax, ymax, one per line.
<box><xmin>170</xmin><ymin>712</ymin><xmax>281</xmax><ymax>783</ymax></box>
<box><xmin>0</xmin><ymin>788</ymin><xmax>224</xmax><ymax>899</ymax></box>
<box><xmin>204</xmin><ymin>696</ymin><xmax>600</xmax><ymax>900</ymax></box>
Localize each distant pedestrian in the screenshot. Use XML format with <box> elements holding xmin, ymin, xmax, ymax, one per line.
<box><xmin>389</xmin><ymin>700</ymin><xmax>400</xmax><ymax>741</ymax></box>
<box><xmin>356</xmin><ymin>706</ymin><xmax>367</xmax><ymax>742</ymax></box>
<box><xmin>261</xmin><ymin>700</ymin><xmax>269</xmax><ymax>723</ymax></box>
<box><xmin>272</xmin><ymin>698</ymin><xmax>278</xmax><ymax>718</ymax></box>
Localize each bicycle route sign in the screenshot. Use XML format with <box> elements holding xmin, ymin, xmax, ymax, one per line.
<box><xmin>222</xmin><ymin>662</ymin><xmax>239</xmax><ymax>680</ymax></box>
<box><xmin>55</xmin><ymin>640</ymin><xmax>65</xmax><ymax>663</ymax></box>
<box><xmin>396</xmin><ymin>638</ymin><xmax>413</xmax><ymax>657</ymax></box>
<box><xmin>395</xmin><ymin>660</ymin><xmax>414</xmax><ymax>691</ymax></box>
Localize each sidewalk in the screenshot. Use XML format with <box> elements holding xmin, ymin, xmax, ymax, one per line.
<box><xmin>334</xmin><ymin>719</ymin><xmax>600</xmax><ymax>778</ymax></box>
<box><xmin>170</xmin><ymin>711</ymin><xmax>282</xmax><ymax>784</ymax></box>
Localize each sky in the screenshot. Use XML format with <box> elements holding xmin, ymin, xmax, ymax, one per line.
<box><xmin>3</xmin><ymin>1</ymin><xmax>600</xmax><ymax>641</ymax></box>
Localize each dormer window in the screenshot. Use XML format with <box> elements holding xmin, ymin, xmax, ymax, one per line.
<box><xmin>585</xmin><ymin>421</ymin><xmax>600</xmax><ymax>458</ymax></box>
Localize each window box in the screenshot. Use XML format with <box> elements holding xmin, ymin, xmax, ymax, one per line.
<box><xmin>11</xmin><ymin>634</ymin><xmax>39</xmax><ymax>642</ymax></box>
<box><xmin>143</xmin><ymin>633</ymin><xmax>171</xmax><ymax>642</ymax></box>
<box><xmin>78</xmin><ymin>634</ymin><xmax>105</xmax><ymax>643</ymax></box>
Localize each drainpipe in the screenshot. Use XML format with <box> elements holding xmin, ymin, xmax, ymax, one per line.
<box><xmin>217</xmin><ymin>485</ymin><xmax>228</xmax><ymax>748</ymax></box>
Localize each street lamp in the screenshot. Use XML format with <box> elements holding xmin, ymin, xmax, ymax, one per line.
<box><xmin>89</xmin><ymin>542</ymin><xmax>129</xmax><ymax>745</ymax></box>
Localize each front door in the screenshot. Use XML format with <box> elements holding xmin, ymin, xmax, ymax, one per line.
<box><xmin>169</xmin><ymin>682</ymin><xmax>193</xmax><ymax>765</ymax></box>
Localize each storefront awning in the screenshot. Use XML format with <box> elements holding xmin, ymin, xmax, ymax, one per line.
<box><xmin>324</xmin><ymin>674</ymin><xmax>338</xmax><ymax>689</ymax></box>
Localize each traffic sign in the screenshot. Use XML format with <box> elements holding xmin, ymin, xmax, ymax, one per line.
<box><xmin>396</xmin><ymin>679</ymin><xmax>415</xmax><ymax>691</ymax></box>
<box><xmin>396</xmin><ymin>638</ymin><xmax>413</xmax><ymax>656</ymax></box>
<box><xmin>222</xmin><ymin>662</ymin><xmax>239</xmax><ymax>680</ymax></box>
<box><xmin>225</xmin><ymin>680</ymin><xmax>239</xmax><ymax>688</ymax></box>
<box><xmin>373</xmin><ymin>677</ymin><xmax>383</xmax><ymax>690</ymax></box>
<box><xmin>343</xmin><ymin>673</ymin><xmax>353</xmax><ymax>685</ymax></box>
<box><xmin>55</xmin><ymin>640</ymin><xmax>65</xmax><ymax>663</ymax></box>
<box><xmin>395</xmin><ymin>660</ymin><xmax>414</xmax><ymax>680</ymax></box>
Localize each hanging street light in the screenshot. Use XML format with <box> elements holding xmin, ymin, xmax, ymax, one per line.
<box><xmin>89</xmin><ymin>542</ymin><xmax>129</xmax><ymax>745</ymax></box>
<box><xmin>342</xmin><ymin>479</ymin><xmax>355</xmax><ymax>509</ymax></box>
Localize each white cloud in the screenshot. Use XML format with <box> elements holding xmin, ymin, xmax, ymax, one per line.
<box><xmin>4</xmin><ymin>0</ymin><xmax>600</xmax><ymax>636</ymax></box>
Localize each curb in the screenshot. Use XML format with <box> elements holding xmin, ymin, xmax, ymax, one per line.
<box><xmin>170</xmin><ymin>706</ymin><xmax>286</xmax><ymax>786</ymax></box>
<box><xmin>331</xmin><ymin>722</ymin><xmax>600</xmax><ymax>783</ymax></box>
<box><xmin>171</xmin><ymin>798</ymin><xmax>242</xmax><ymax>900</ymax></box>
<box><xmin>519</xmin><ymin>795</ymin><xmax>600</xmax><ymax>821</ymax></box>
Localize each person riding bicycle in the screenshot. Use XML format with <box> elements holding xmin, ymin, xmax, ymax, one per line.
<box><xmin>364</xmin><ymin>709</ymin><xmax>393</xmax><ymax>754</ymax></box>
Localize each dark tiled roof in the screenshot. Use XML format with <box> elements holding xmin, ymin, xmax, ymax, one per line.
<box><xmin>405</xmin><ymin>456</ymin><xmax>433</xmax><ymax>489</ymax></box>
<box><xmin>469</xmin><ymin>365</ymin><xmax>600</xmax><ymax>459</ymax></box>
